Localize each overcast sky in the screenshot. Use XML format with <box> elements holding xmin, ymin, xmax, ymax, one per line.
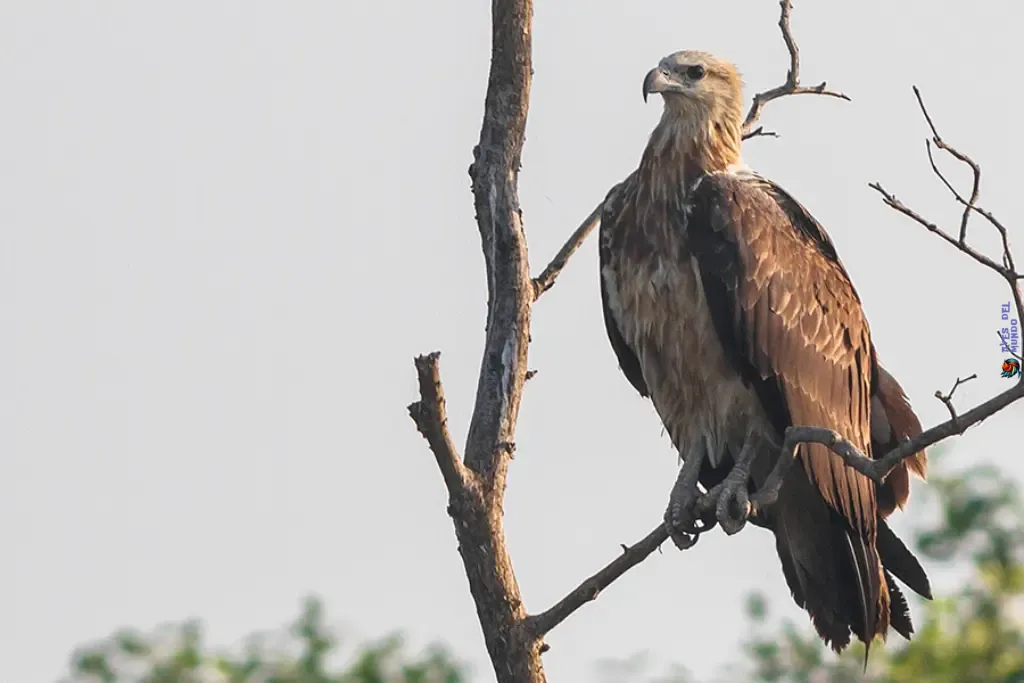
<box><xmin>3</xmin><ymin>1</ymin><xmax>1022</xmax><ymax>681</ymax></box>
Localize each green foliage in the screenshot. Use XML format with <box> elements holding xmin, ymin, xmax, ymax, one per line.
<box><xmin>63</xmin><ymin>597</ymin><xmax>467</xmax><ymax>683</ymax></box>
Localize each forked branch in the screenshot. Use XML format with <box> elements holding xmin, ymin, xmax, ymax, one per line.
<box><xmin>408</xmin><ymin>0</ymin><xmax>542</xmax><ymax>680</ymax></box>
<box><xmin>741</xmin><ymin>0</ymin><xmax>850</xmax><ymax>140</ymax></box>
<box><xmin>869</xmin><ymin>86</ymin><xmax>1023</xmax><ymax>345</ymax></box>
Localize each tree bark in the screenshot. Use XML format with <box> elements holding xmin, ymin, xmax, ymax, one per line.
<box><xmin>409</xmin><ymin>0</ymin><xmax>544</xmax><ymax>681</ymax></box>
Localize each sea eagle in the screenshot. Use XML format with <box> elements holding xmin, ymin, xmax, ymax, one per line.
<box><xmin>598</xmin><ymin>50</ymin><xmax>932</xmax><ymax>652</ymax></box>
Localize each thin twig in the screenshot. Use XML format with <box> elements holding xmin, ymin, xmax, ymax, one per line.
<box><xmin>912</xmin><ymin>85</ymin><xmax>981</xmax><ymax>245</ymax></box>
<box><xmin>532</xmin><ymin>201</ymin><xmax>604</xmax><ymax>299</ymax></box>
<box><xmin>934</xmin><ymin>373</ymin><xmax>978</xmax><ymax>423</ymax></box>
<box><xmin>740</xmin><ymin>0</ymin><xmax>850</xmax><ymax>140</ymax></box>
<box><xmin>868</xmin><ymin>184</ymin><xmax>1008</xmax><ymax>272</ymax></box>
<box><xmin>871</xmin><ymin>87</ymin><xmax>1024</xmax><ymax>375</ymax></box>
<box><xmin>998</xmin><ymin>330</ymin><xmax>1023</xmax><ymax>362</ymax></box>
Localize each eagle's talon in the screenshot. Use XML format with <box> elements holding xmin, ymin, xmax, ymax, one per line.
<box><xmin>715</xmin><ymin>463</ymin><xmax>752</xmax><ymax>535</ymax></box>
<box><xmin>716</xmin><ymin>487</ymin><xmax>750</xmax><ymax>535</ymax></box>
<box><xmin>664</xmin><ymin>506</ymin><xmax>702</xmax><ymax>549</ymax></box>
<box><xmin>664</xmin><ymin>477</ymin><xmax>716</xmax><ymax>550</ymax></box>
<box><xmin>666</xmin><ymin>523</ymin><xmax>700</xmax><ymax>550</ymax></box>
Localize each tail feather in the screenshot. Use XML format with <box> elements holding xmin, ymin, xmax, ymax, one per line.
<box><xmin>885</xmin><ymin>569</ymin><xmax>914</xmax><ymax>640</ymax></box>
<box><xmin>766</xmin><ymin>489</ymin><xmax>930</xmax><ymax>657</ymax></box>
<box><xmin>877</xmin><ymin>519</ymin><xmax>932</xmax><ymax>600</ymax></box>
<box><xmin>842</xmin><ymin>525</ymin><xmax>886</xmax><ymax>651</ymax></box>
<box><xmin>772</xmin><ymin>466</ymin><xmax>888</xmax><ymax>654</ymax></box>
<box><xmin>759</xmin><ymin>363</ymin><xmax>931</xmax><ymax>657</ymax></box>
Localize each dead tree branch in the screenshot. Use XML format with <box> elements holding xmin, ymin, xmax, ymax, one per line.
<box><xmin>869</xmin><ymin>86</ymin><xmax>1023</xmax><ymax>344</ymax></box>
<box><xmin>740</xmin><ymin>0</ymin><xmax>850</xmax><ymax>140</ymax></box>
<box><xmin>934</xmin><ymin>373</ymin><xmax>978</xmax><ymax>423</ymax></box>
<box><xmin>408</xmin><ymin>0</ymin><xmax>542</xmax><ymax>679</ymax></box>
<box><xmin>532</xmin><ymin>202</ymin><xmax>603</xmax><ymax>299</ymax></box>
<box><xmin>408</xmin><ymin>352</ymin><xmax>467</xmax><ymax>493</ymax></box>
<box><xmin>524</xmin><ymin>525</ymin><xmax>669</xmax><ymax>638</ymax></box>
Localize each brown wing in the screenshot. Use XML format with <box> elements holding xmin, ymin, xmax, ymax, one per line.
<box><xmin>687</xmin><ymin>171</ymin><xmax>886</xmax><ymax>648</ymax></box>
<box><xmin>687</xmin><ymin>172</ymin><xmax>877</xmax><ymax>535</ymax></box>
<box><xmin>598</xmin><ymin>176</ymin><xmax>650</xmax><ymax>399</ymax></box>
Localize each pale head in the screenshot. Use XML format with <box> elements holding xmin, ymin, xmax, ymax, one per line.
<box><xmin>642</xmin><ymin>50</ymin><xmax>745</xmax><ymax>127</ymax></box>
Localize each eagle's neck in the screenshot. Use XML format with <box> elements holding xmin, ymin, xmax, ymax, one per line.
<box><xmin>639</xmin><ymin>110</ymin><xmax>742</xmax><ymax>197</ymax></box>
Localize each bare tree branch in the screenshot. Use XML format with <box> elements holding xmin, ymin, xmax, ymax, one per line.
<box><xmin>407</xmin><ymin>0</ymin><xmax>544</xmax><ymax>679</ymax></box>
<box><xmin>934</xmin><ymin>373</ymin><xmax>978</xmax><ymax>423</ymax></box>
<box><xmin>532</xmin><ymin>201</ymin><xmax>604</xmax><ymax>299</ymax></box>
<box><xmin>870</xmin><ymin>86</ymin><xmax>1023</xmax><ymax>344</ymax></box>
<box><xmin>408</xmin><ymin>352</ymin><xmax>467</xmax><ymax>495</ymax></box>
<box><xmin>869</xmin><ymin>184</ymin><xmax>1008</xmax><ymax>271</ymax></box>
<box><xmin>741</xmin><ymin>0</ymin><xmax>850</xmax><ymax>140</ymax></box>
<box><xmin>524</xmin><ymin>524</ymin><xmax>669</xmax><ymax>638</ymax></box>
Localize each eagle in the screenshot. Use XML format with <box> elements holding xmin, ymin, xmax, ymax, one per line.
<box><xmin>598</xmin><ymin>50</ymin><xmax>932</xmax><ymax>653</ymax></box>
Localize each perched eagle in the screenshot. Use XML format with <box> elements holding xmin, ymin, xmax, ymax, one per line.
<box><xmin>598</xmin><ymin>50</ymin><xmax>932</xmax><ymax>653</ymax></box>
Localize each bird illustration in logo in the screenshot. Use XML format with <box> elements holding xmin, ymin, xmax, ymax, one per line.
<box><xmin>1002</xmin><ymin>358</ymin><xmax>1022</xmax><ymax>378</ymax></box>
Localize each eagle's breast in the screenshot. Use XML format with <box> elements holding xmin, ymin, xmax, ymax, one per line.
<box><xmin>601</xmin><ymin>186</ymin><xmax>774</xmax><ymax>468</ymax></box>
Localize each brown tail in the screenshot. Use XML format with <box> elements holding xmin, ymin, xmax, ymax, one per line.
<box><xmin>771</xmin><ymin>465</ymin><xmax>889</xmax><ymax>654</ymax></box>
<box><xmin>765</xmin><ymin>478</ymin><xmax>932</xmax><ymax>654</ymax></box>
<box><xmin>757</xmin><ymin>362</ymin><xmax>931</xmax><ymax>655</ymax></box>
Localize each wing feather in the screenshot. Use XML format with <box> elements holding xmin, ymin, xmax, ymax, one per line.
<box><xmin>687</xmin><ymin>172</ymin><xmax>878</xmax><ymax>537</ymax></box>
<box><xmin>599</xmin><ymin>179</ymin><xmax>649</xmax><ymax>399</ymax></box>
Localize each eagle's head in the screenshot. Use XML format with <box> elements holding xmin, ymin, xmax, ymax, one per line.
<box><xmin>643</xmin><ymin>50</ymin><xmax>744</xmax><ymax>128</ymax></box>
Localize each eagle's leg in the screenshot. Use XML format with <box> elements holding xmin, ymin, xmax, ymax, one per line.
<box><xmin>664</xmin><ymin>440</ymin><xmax>711</xmax><ymax>550</ymax></box>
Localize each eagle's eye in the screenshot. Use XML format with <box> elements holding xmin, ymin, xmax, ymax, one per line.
<box><xmin>685</xmin><ymin>64</ymin><xmax>706</xmax><ymax>80</ymax></box>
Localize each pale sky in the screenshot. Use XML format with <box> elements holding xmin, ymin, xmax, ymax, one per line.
<box><xmin>2</xmin><ymin>1</ymin><xmax>1022</xmax><ymax>682</ymax></box>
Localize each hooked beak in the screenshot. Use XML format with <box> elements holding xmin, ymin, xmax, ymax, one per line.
<box><xmin>642</xmin><ymin>67</ymin><xmax>684</xmax><ymax>103</ymax></box>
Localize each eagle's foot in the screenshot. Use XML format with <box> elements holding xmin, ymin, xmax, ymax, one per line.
<box><xmin>664</xmin><ymin>486</ymin><xmax>704</xmax><ymax>550</ymax></box>
<box><xmin>664</xmin><ymin>452</ymin><xmax>714</xmax><ymax>550</ymax></box>
<box><xmin>714</xmin><ymin>463</ymin><xmax>752</xmax><ymax>535</ymax></box>
<box><xmin>691</xmin><ymin>437</ymin><xmax>757</xmax><ymax>536</ymax></box>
